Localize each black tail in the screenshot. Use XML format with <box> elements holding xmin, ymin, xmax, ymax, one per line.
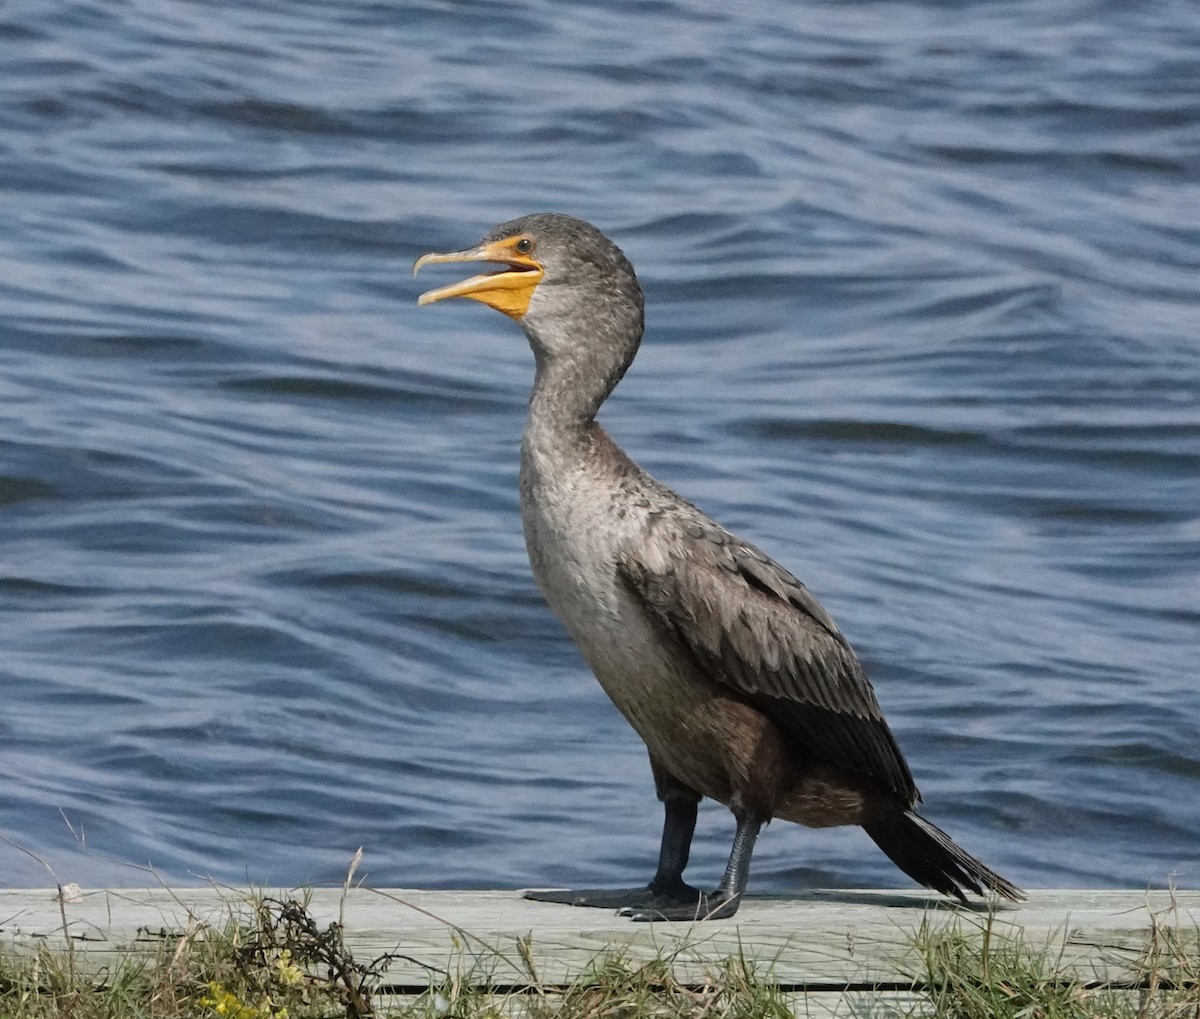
<box><xmin>863</xmin><ymin>810</ymin><xmax>1024</xmax><ymax>903</ymax></box>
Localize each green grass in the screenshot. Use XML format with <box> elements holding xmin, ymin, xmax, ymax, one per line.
<box><xmin>1</xmin><ymin>893</ymin><xmax>1196</xmax><ymax>1019</ymax></box>
<box><xmin>0</xmin><ymin>894</ymin><xmax>383</xmax><ymax>1019</ymax></box>
<box><xmin>404</xmin><ymin>945</ymin><xmax>799</xmax><ymax>1019</ymax></box>
<box><xmin>909</xmin><ymin>901</ymin><xmax>1200</xmax><ymax>1019</ymax></box>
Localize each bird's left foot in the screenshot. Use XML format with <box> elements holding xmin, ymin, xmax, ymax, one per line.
<box><xmin>620</xmin><ymin>889</ymin><xmax>741</xmax><ymax>922</ymax></box>
<box><xmin>523</xmin><ymin>879</ymin><xmax>703</xmax><ymax>912</ymax></box>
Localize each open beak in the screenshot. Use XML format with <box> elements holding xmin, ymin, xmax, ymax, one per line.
<box><xmin>413</xmin><ymin>238</ymin><xmax>544</xmax><ymax>320</ymax></box>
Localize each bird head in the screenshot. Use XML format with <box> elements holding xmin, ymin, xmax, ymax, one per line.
<box><xmin>415</xmin><ymin>213</ymin><xmax>643</xmax><ymax>345</ymax></box>
<box><xmin>415</xmin><ymin>213</ymin><xmax>645</xmax><ymax>405</ymax></box>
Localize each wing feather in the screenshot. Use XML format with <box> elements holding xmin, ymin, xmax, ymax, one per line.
<box><xmin>619</xmin><ymin>518</ymin><xmax>918</xmax><ymax>803</ymax></box>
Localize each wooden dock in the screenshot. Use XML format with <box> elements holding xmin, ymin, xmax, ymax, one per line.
<box><xmin>2</xmin><ymin>887</ymin><xmax>1196</xmax><ymax>1013</ymax></box>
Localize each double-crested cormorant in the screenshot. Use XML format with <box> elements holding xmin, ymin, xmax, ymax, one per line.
<box><xmin>414</xmin><ymin>213</ymin><xmax>1021</xmax><ymax>921</ymax></box>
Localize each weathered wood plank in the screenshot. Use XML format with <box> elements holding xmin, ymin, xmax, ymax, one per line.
<box><xmin>1</xmin><ymin>887</ymin><xmax>1195</xmax><ymax>989</ymax></box>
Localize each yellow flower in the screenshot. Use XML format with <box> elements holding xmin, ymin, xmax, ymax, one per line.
<box><xmin>200</xmin><ymin>981</ymin><xmax>267</xmax><ymax>1019</ymax></box>
<box><xmin>275</xmin><ymin>947</ymin><xmax>305</xmax><ymax>986</ymax></box>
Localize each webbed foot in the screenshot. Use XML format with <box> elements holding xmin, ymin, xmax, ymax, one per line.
<box><xmin>524</xmin><ymin>878</ymin><xmax>704</xmax><ymax>912</ymax></box>
<box><xmin>620</xmin><ymin>888</ymin><xmax>741</xmax><ymax>922</ymax></box>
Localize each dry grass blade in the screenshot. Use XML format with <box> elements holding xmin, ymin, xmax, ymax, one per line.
<box><xmin>1</xmin><ymin>887</ymin><xmax>1197</xmax><ymax>1019</ymax></box>
<box><xmin>0</xmin><ymin>894</ymin><xmax>404</xmax><ymax>1019</ymax></box>
<box><xmin>908</xmin><ymin>897</ymin><xmax>1200</xmax><ymax>1019</ymax></box>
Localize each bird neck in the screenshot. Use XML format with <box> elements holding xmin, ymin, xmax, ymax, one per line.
<box><xmin>524</xmin><ymin>355</ymin><xmax>609</xmax><ymax>463</ymax></box>
<box><xmin>522</xmin><ymin>315</ymin><xmax>639</xmax><ymax>455</ymax></box>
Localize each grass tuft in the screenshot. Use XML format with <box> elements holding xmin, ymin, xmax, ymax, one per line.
<box><xmin>398</xmin><ymin>942</ymin><xmax>796</xmax><ymax>1019</ymax></box>
<box><xmin>0</xmin><ymin>894</ymin><xmax>392</xmax><ymax>1019</ymax></box>
<box><xmin>1</xmin><ymin>891</ymin><xmax>1197</xmax><ymax>1019</ymax></box>
<box><xmin>908</xmin><ymin>893</ymin><xmax>1200</xmax><ymax>1019</ymax></box>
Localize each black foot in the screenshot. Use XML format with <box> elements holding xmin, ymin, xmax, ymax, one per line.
<box><xmin>621</xmin><ymin>889</ymin><xmax>741</xmax><ymax>922</ymax></box>
<box><xmin>524</xmin><ymin>878</ymin><xmax>704</xmax><ymax>912</ymax></box>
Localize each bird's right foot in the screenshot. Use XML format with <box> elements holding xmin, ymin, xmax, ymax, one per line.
<box><xmin>524</xmin><ymin>879</ymin><xmax>704</xmax><ymax>912</ymax></box>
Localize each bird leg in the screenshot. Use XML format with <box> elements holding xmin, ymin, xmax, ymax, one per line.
<box><xmin>523</xmin><ymin>796</ymin><xmax>704</xmax><ymax>911</ymax></box>
<box><xmin>621</xmin><ymin>812</ymin><xmax>762</xmax><ymax>921</ymax></box>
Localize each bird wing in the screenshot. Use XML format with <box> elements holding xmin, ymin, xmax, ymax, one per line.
<box><xmin>618</xmin><ymin>516</ymin><xmax>918</xmax><ymax>803</ymax></box>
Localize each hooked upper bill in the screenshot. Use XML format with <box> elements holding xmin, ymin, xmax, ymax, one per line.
<box><xmin>413</xmin><ymin>234</ymin><xmax>544</xmax><ymax>319</ymax></box>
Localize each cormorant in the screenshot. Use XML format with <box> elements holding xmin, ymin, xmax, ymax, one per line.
<box><xmin>414</xmin><ymin>213</ymin><xmax>1021</xmax><ymax>920</ymax></box>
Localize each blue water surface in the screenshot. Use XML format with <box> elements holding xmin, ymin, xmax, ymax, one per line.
<box><xmin>1</xmin><ymin>0</ymin><xmax>1197</xmax><ymax>894</ymax></box>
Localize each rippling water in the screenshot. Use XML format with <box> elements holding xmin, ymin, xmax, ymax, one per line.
<box><xmin>2</xmin><ymin>0</ymin><xmax>1197</xmax><ymax>893</ymax></box>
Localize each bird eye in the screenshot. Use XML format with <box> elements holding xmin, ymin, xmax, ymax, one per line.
<box><xmin>514</xmin><ymin>237</ymin><xmax>534</xmax><ymax>255</ymax></box>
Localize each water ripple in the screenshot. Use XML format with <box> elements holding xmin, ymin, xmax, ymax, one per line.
<box><xmin>1</xmin><ymin>0</ymin><xmax>1197</xmax><ymax>894</ymax></box>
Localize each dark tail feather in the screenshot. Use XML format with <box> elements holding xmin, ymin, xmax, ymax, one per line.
<box><xmin>863</xmin><ymin>810</ymin><xmax>1024</xmax><ymax>903</ymax></box>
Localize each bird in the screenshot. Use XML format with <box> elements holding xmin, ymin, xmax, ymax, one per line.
<box><xmin>413</xmin><ymin>213</ymin><xmax>1022</xmax><ymax>921</ymax></box>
